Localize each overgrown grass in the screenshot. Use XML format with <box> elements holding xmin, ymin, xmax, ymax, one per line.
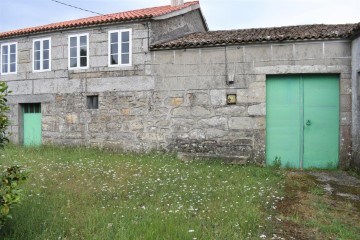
<box><xmin>276</xmin><ymin>172</ymin><xmax>360</xmax><ymax>240</ymax></box>
<box><xmin>0</xmin><ymin>145</ymin><xmax>285</xmax><ymax>239</ymax></box>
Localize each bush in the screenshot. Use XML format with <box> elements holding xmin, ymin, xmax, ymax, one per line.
<box><xmin>0</xmin><ymin>82</ymin><xmax>28</xmax><ymax>229</ymax></box>
<box><xmin>0</xmin><ymin>165</ymin><xmax>27</xmax><ymax>229</ymax></box>
<box><xmin>0</xmin><ymin>82</ymin><xmax>10</xmax><ymax>149</ymax></box>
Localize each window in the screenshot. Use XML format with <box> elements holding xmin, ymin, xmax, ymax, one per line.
<box><xmin>87</xmin><ymin>95</ymin><xmax>98</xmax><ymax>109</ymax></box>
<box><xmin>33</xmin><ymin>38</ymin><xmax>51</xmax><ymax>72</ymax></box>
<box><xmin>23</xmin><ymin>103</ymin><xmax>41</xmax><ymax>113</ymax></box>
<box><xmin>108</xmin><ymin>29</ymin><xmax>132</xmax><ymax>66</ymax></box>
<box><xmin>1</xmin><ymin>42</ymin><xmax>17</xmax><ymax>74</ymax></box>
<box><xmin>68</xmin><ymin>33</ymin><xmax>89</xmax><ymax>69</ymax></box>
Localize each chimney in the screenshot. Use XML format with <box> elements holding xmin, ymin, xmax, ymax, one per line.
<box><xmin>171</xmin><ymin>0</ymin><xmax>184</xmax><ymax>6</ymax></box>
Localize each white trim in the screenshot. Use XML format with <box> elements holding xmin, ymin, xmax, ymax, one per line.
<box><xmin>68</xmin><ymin>33</ymin><xmax>89</xmax><ymax>70</ymax></box>
<box><xmin>33</xmin><ymin>37</ymin><xmax>51</xmax><ymax>72</ymax></box>
<box><xmin>0</xmin><ymin>42</ymin><xmax>17</xmax><ymax>75</ymax></box>
<box><xmin>108</xmin><ymin>29</ymin><xmax>132</xmax><ymax>67</ymax></box>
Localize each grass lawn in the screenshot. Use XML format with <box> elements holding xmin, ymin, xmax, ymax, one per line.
<box><xmin>0</xmin><ymin>145</ymin><xmax>285</xmax><ymax>240</ymax></box>
<box><xmin>276</xmin><ymin>172</ymin><xmax>360</xmax><ymax>240</ymax></box>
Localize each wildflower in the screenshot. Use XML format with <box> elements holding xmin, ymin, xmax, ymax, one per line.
<box><xmin>188</xmin><ymin>229</ymin><xmax>195</xmax><ymax>233</ymax></box>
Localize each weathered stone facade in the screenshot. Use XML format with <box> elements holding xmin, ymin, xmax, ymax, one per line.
<box><xmin>150</xmin><ymin>41</ymin><xmax>352</xmax><ymax>166</ymax></box>
<box><xmin>0</xmin><ymin>2</ymin><xmax>358</xmax><ymax>168</ymax></box>
<box><xmin>352</xmin><ymin>36</ymin><xmax>360</xmax><ymax>170</ymax></box>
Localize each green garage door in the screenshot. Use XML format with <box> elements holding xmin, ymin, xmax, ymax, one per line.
<box><xmin>23</xmin><ymin>103</ymin><xmax>42</xmax><ymax>146</ymax></box>
<box><xmin>266</xmin><ymin>75</ymin><xmax>339</xmax><ymax>169</ymax></box>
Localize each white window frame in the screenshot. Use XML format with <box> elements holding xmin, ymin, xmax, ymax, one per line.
<box><xmin>1</xmin><ymin>42</ymin><xmax>17</xmax><ymax>75</ymax></box>
<box><xmin>68</xmin><ymin>33</ymin><xmax>89</xmax><ymax>70</ymax></box>
<box><xmin>33</xmin><ymin>38</ymin><xmax>51</xmax><ymax>72</ymax></box>
<box><xmin>108</xmin><ymin>29</ymin><xmax>132</xmax><ymax>67</ymax></box>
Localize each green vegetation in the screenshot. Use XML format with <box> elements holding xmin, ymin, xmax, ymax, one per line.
<box><xmin>0</xmin><ymin>81</ymin><xmax>28</xmax><ymax>229</ymax></box>
<box><xmin>0</xmin><ymin>145</ymin><xmax>285</xmax><ymax>239</ymax></box>
<box><xmin>0</xmin><ymin>81</ymin><xmax>10</xmax><ymax>148</ymax></box>
<box><xmin>276</xmin><ymin>172</ymin><xmax>360</xmax><ymax>240</ymax></box>
<box><xmin>0</xmin><ymin>165</ymin><xmax>28</xmax><ymax>228</ymax></box>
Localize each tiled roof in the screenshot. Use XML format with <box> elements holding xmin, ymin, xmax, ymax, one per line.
<box><xmin>350</xmin><ymin>23</ymin><xmax>360</xmax><ymax>37</ymax></box>
<box><xmin>0</xmin><ymin>1</ymin><xmax>199</xmax><ymax>40</ymax></box>
<box><xmin>151</xmin><ymin>23</ymin><xmax>359</xmax><ymax>49</ymax></box>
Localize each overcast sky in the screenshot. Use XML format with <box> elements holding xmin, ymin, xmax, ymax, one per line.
<box><xmin>0</xmin><ymin>0</ymin><xmax>359</xmax><ymax>33</ymax></box>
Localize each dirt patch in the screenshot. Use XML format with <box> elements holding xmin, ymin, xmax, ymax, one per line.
<box><xmin>273</xmin><ymin>171</ymin><xmax>360</xmax><ymax>240</ymax></box>
<box><xmin>308</xmin><ymin>171</ymin><xmax>360</xmax><ymax>207</ymax></box>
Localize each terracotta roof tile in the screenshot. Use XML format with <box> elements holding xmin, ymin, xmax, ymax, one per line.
<box><xmin>0</xmin><ymin>1</ymin><xmax>199</xmax><ymax>40</ymax></box>
<box><xmin>151</xmin><ymin>23</ymin><xmax>358</xmax><ymax>49</ymax></box>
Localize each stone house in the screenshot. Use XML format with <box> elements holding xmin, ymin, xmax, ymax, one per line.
<box><xmin>0</xmin><ymin>0</ymin><xmax>360</xmax><ymax>169</ymax></box>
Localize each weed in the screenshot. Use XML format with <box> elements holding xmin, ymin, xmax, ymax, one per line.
<box><xmin>0</xmin><ymin>145</ymin><xmax>285</xmax><ymax>240</ymax></box>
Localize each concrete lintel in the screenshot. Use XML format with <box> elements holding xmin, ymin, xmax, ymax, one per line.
<box><xmin>7</xmin><ymin>94</ymin><xmax>55</xmax><ymax>104</ymax></box>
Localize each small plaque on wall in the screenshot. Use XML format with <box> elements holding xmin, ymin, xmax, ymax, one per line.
<box><xmin>227</xmin><ymin>94</ymin><xmax>237</xmax><ymax>105</ymax></box>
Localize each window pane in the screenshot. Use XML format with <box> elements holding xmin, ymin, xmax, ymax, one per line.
<box><xmin>2</xmin><ymin>54</ymin><xmax>8</xmax><ymax>65</ymax></box>
<box><xmin>29</xmin><ymin>104</ymin><xmax>34</xmax><ymax>113</ymax></box>
<box><xmin>121</xmin><ymin>54</ymin><xmax>129</xmax><ymax>65</ymax></box>
<box><xmin>111</xmin><ymin>44</ymin><xmax>118</xmax><ymax>54</ymax></box>
<box><xmin>43</xmin><ymin>60</ymin><xmax>49</xmax><ymax>70</ymax></box>
<box><xmin>87</xmin><ymin>96</ymin><xmax>99</xmax><ymax>109</ymax></box>
<box><xmin>70</xmin><ymin>37</ymin><xmax>77</xmax><ymax>47</ymax></box>
<box><xmin>121</xmin><ymin>43</ymin><xmax>129</xmax><ymax>53</ymax></box>
<box><xmin>43</xmin><ymin>40</ymin><xmax>49</xmax><ymax>50</ymax></box>
<box><xmin>34</xmin><ymin>41</ymin><xmax>40</xmax><ymax>51</ymax></box>
<box><xmin>2</xmin><ymin>45</ymin><xmax>8</xmax><ymax>54</ymax></box>
<box><xmin>34</xmin><ymin>60</ymin><xmax>40</xmax><ymax>70</ymax></box>
<box><xmin>34</xmin><ymin>50</ymin><xmax>40</xmax><ymax>61</ymax></box>
<box><xmin>35</xmin><ymin>51</ymin><xmax>40</xmax><ymax>61</ymax></box>
<box><xmin>43</xmin><ymin>50</ymin><xmax>49</xmax><ymax>60</ymax></box>
<box><xmin>33</xmin><ymin>104</ymin><xmax>41</xmax><ymax>113</ymax></box>
<box><xmin>10</xmin><ymin>63</ymin><xmax>16</xmax><ymax>72</ymax></box>
<box><xmin>2</xmin><ymin>64</ymin><xmax>7</xmax><ymax>73</ymax></box>
<box><xmin>70</xmin><ymin>58</ymin><xmax>77</xmax><ymax>68</ymax></box>
<box><xmin>111</xmin><ymin>54</ymin><xmax>118</xmax><ymax>65</ymax></box>
<box><xmin>10</xmin><ymin>53</ymin><xmax>16</xmax><ymax>63</ymax></box>
<box><xmin>70</xmin><ymin>47</ymin><xmax>77</xmax><ymax>58</ymax></box>
<box><xmin>80</xmin><ymin>47</ymin><xmax>87</xmax><ymax>57</ymax></box>
<box><xmin>80</xmin><ymin>36</ymin><xmax>87</xmax><ymax>46</ymax></box>
<box><xmin>10</xmin><ymin>44</ymin><xmax>16</xmax><ymax>54</ymax></box>
<box><xmin>110</xmin><ymin>32</ymin><xmax>118</xmax><ymax>43</ymax></box>
<box><xmin>92</xmin><ymin>97</ymin><xmax>98</xmax><ymax>109</ymax></box>
<box><xmin>121</xmin><ymin>31</ymin><xmax>129</xmax><ymax>42</ymax></box>
<box><xmin>80</xmin><ymin>57</ymin><xmax>87</xmax><ymax>67</ymax></box>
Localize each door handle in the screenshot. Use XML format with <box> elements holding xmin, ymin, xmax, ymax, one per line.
<box><xmin>306</xmin><ymin>120</ymin><xmax>311</xmax><ymax>126</ymax></box>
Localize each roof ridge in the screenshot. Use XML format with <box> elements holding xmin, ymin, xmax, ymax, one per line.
<box><xmin>0</xmin><ymin>1</ymin><xmax>199</xmax><ymax>39</ymax></box>
<box><xmin>208</xmin><ymin>23</ymin><xmax>359</xmax><ymax>33</ymax></box>
<box><xmin>151</xmin><ymin>22</ymin><xmax>360</xmax><ymax>50</ymax></box>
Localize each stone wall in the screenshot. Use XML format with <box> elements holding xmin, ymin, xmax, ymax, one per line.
<box><xmin>151</xmin><ymin>9</ymin><xmax>207</xmax><ymax>44</ymax></box>
<box><xmin>151</xmin><ymin>40</ymin><xmax>353</xmax><ymax>166</ymax></box>
<box><xmin>1</xmin><ymin>21</ymin><xmax>153</xmax><ymax>144</ymax></box>
<box><xmin>352</xmin><ymin>37</ymin><xmax>360</xmax><ymax>170</ymax></box>
<box><xmin>0</xmin><ymin>21</ymin><xmax>354</xmax><ymax>167</ymax></box>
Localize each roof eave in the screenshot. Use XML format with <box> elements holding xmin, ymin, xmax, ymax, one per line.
<box><xmin>152</xmin><ymin>3</ymin><xmax>208</xmax><ymax>31</ymax></box>
<box><xmin>152</xmin><ymin>3</ymin><xmax>200</xmax><ymax>20</ymax></box>
<box><xmin>150</xmin><ymin>37</ymin><xmax>351</xmax><ymax>51</ymax></box>
<box><xmin>0</xmin><ymin>16</ymin><xmax>153</xmax><ymax>41</ymax></box>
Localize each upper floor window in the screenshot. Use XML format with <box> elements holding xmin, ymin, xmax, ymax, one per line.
<box><xmin>1</xmin><ymin>42</ymin><xmax>17</xmax><ymax>75</ymax></box>
<box><xmin>68</xmin><ymin>33</ymin><xmax>89</xmax><ymax>69</ymax></box>
<box><xmin>33</xmin><ymin>38</ymin><xmax>51</xmax><ymax>72</ymax></box>
<box><xmin>109</xmin><ymin>29</ymin><xmax>132</xmax><ymax>67</ymax></box>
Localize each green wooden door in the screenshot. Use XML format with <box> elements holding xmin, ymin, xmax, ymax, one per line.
<box><xmin>266</xmin><ymin>75</ymin><xmax>339</xmax><ymax>169</ymax></box>
<box><xmin>23</xmin><ymin>103</ymin><xmax>42</xmax><ymax>146</ymax></box>
<box><xmin>303</xmin><ymin>75</ymin><xmax>339</xmax><ymax>168</ymax></box>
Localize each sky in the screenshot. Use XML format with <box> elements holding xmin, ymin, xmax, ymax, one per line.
<box><xmin>0</xmin><ymin>0</ymin><xmax>359</xmax><ymax>33</ymax></box>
